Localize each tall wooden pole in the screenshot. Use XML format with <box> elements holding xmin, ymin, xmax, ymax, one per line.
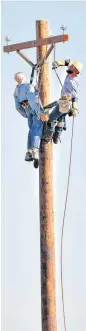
<box><xmin>36</xmin><ymin>20</ymin><xmax>57</xmax><ymax>331</ymax></box>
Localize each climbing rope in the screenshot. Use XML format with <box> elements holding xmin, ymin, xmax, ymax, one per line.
<box><xmin>53</xmin><ymin>45</ymin><xmax>75</xmax><ymax>331</ymax></box>
<box><xmin>30</xmin><ymin>65</ymin><xmax>36</xmax><ymax>84</ymax></box>
<box><xmin>54</xmin><ymin>67</ymin><xmax>63</xmax><ymax>87</ymax></box>
<box><xmin>53</xmin><ymin>44</ymin><xmax>63</xmax><ymax>87</ymax></box>
<box><xmin>60</xmin><ymin>116</ymin><xmax>75</xmax><ymax>331</ymax></box>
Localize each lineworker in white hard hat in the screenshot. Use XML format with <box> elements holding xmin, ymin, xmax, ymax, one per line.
<box><xmin>46</xmin><ymin>60</ymin><xmax>83</xmax><ymax>144</ymax></box>
<box><xmin>14</xmin><ymin>71</ymin><xmax>48</xmax><ymax>166</ymax></box>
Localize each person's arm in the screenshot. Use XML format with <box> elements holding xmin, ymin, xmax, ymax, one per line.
<box><xmin>52</xmin><ymin>59</ymin><xmax>70</xmax><ymax>69</ymax></box>
<box><xmin>44</xmin><ymin>101</ymin><xmax>57</xmax><ymax>110</ymax></box>
<box><xmin>27</xmin><ymin>85</ymin><xmax>49</xmax><ymax>121</ymax></box>
<box><xmin>69</xmin><ymin>81</ymin><xmax>79</xmax><ymax>117</ymax></box>
<box><xmin>14</xmin><ymin>95</ymin><xmax>28</xmax><ymax>118</ymax></box>
<box><xmin>27</xmin><ymin>85</ymin><xmax>45</xmax><ymax>114</ymax></box>
<box><xmin>71</xmin><ymin>79</ymin><xmax>78</xmax><ymax>101</ymax></box>
<box><xmin>68</xmin><ymin>98</ymin><xmax>79</xmax><ymax>117</ymax></box>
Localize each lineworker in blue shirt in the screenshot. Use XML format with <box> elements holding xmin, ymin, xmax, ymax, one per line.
<box><xmin>46</xmin><ymin>60</ymin><xmax>83</xmax><ymax>143</ymax></box>
<box><xmin>14</xmin><ymin>71</ymin><xmax>48</xmax><ymax>163</ymax></box>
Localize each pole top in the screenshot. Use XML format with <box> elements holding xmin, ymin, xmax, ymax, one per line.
<box><xmin>36</xmin><ymin>19</ymin><xmax>48</xmax><ymax>23</ymax></box>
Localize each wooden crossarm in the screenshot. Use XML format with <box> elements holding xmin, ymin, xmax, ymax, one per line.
<box><xmin>3</xmin><ymin>34</ymin><xmax>69</xmax><ymax>53</ymax></box>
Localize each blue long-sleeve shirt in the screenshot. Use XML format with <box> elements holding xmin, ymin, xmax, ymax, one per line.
<box><xmin>14</xmin><ymin>83</ymin><xmax>44</xmax><ymax>118</ymax></box>
<box><xmin>61</xmin><ymin>74</ymin><xmax>79</xmax><ymax>101</ymax></box>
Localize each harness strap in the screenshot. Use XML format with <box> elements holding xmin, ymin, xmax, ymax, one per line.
<box><xmin>30</xmin><ymin>65</ymin><xmax>36</xmax><ymax>84</ymax></box>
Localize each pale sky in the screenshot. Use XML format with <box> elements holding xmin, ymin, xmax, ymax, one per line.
<box><xmin>1</xmin><ymin>2</ymin><xmax>86</xmax><ymax>331</ymax></box>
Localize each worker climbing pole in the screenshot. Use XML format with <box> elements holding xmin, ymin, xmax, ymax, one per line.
<box><xmin>3</xmin><ymin>27</ymin><xmax>69</xmax><ymax>168</ymax></box>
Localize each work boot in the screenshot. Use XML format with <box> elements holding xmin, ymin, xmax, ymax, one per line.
<box><xmin>53</xmin><ymin>127</ymin><xmax>61</xmax><ymax>144</ymax></box>
<box><xmin>34</xmin><ymin>159</ymin><xmax>39</xmax><ymax>168</ymax></box>
<box><xmin>46</xmin><ymin>130</ymin><xmax>54</xmax><ymax>142</ymax></box>
<box><xmin>32</xmin><ymin>149</ymin><xmax>39</xmax><ymax>169</ymax></box>
<box><xmin>25</xmin><ymin>151</ymin><xmax>33</xmax><ymax>162</ymax></box>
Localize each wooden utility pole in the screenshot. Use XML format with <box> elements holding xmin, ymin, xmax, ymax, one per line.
<box><xmin>36</xmin><ymin>20</ymin><xmax>57</xmax><ymax>331</ymax></box>
<box><xmin>3</xmin><ymin>23</ymin><xmax>69</xmax><ymax>331</ymax></box>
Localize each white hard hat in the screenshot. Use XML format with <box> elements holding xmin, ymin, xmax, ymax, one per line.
<box><xmin>14</xmin><ymin>72</ymin><xmax>26</xmax><ymax>83</ymax></box>
<box><xmin>72</xmin><ymin>61</ymin><xmax>83</xmax><ymax>73</ymax></box>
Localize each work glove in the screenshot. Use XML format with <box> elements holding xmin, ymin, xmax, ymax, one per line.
<box><xmin>65</xmin><ymin>59</ymin><xmax>70</xmax><ymax>66</ymax></box>
<box><xmin>40</xmin><ymin>113</ymin><xmax>49</xmax><ymax>122</ymax></box>
<box><xmin>52</xmin><ymin>59</ymin><xmax>70</xmax><ymax>69</ymax></box>
<box><xmin>68</xmin><ymin>101</ymin><xmax>79</xmax><ymax>117</ymax></box>
<box><xmin>69</xmin><ymin>108</ymin><xmax>79</xmax><ymax>117</ymax></box>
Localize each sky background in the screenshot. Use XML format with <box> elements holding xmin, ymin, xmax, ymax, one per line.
<box><xmin>1</xmin><ymin>1</ymin><xmax>86</xmax><ymax>331</ymax></box>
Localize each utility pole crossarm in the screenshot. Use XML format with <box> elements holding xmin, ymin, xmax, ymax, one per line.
<box><xmin>3</xmin><ymin>34</ymin><xmax>69</xmax><ymax>53</ymax></box>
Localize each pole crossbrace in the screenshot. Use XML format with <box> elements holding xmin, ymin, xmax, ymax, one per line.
<box><xmin>37</xmin><ymin>44</ymin><xmax>54</xmax><ymax>67</ymax></box>
<box><xmin>16</xmin><ymin>44</ymin><xmax>56</xmax><ymax>70</ymax></box>
<box><xmin>16</xmin><ymin>50</ymin><xmax>35</xmax><ymax>67</ymax></box>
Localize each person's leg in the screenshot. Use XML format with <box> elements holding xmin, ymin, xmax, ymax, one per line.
<box><xmin>53</xmin><ymin>114</ymin><xmax>66</xmax><ymax>144</ymax></box>
<box><xmin>25</xmin><ymin>113</ymin><xmax>33</xmax><ymax>161</ymax></box>
<box><xmin>44</xmin><ymin>103</ymin><xmax>60</xmax><ymax>141</ymax></box>
<box><xmin>46</xmin><ymin>99</ymin><xmax>69</xmax><ymax>141</ymax></box>
<box><xmin>27</xmin><ymin>90</ymin><xmax>44</xmax><ymax>115</ymax></box>
<box><xmin>30</xmin><ymin>114</ymin><xmax>43</xmax><ymax>160</ymax></box>
<box><xmin>49</xmin><ymin>102</ymin><xmax>61</xmax><ymax>122</ymax></box>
